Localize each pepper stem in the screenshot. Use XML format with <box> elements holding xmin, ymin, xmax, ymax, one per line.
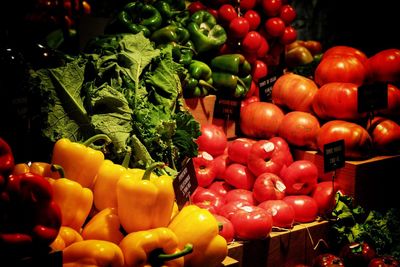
<box><xmin>82</xmin><ymin>134</ymin><xmax>112</xmax><ymax>147</ymax></box>
<box><xmin>121</xmin><ymin>148</ymin><xmax>132</xmax><ymax>168</ymax></box>
<box><xmin>142</xmin><ymin>162</ymin><xmax>165</xmax><ymax>180</ymax></box>
<box><xmin>199</xmin><ymin>79</ymin><xmax>217</xmax><ymax>92</ymax></box>
<box><xmin>50</xmin><ymin>164</ymin><xmax>65</xmax><ymax>178</ymax></box>
<box><xmin>157</xmin><ymin>243</ymin><xmax>193</xmax><ymax>261</ymax></box>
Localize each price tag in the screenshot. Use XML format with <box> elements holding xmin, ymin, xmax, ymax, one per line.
<box><xmin>173</xmin><ymin>158</ymin><xmax>198</xmax><ymax>209</ymax></box>
<box><xmin>213</xmin><ymin>97</ymin><xmax>241</xmax><ymax>120</ymax></box>
<box><xmin>323</xmin><ymin>139</ymin><xmax>345</xmax><ymax>173</ymax></box>
<box><xmin>258</xmin><ymin>66</ymin><xmax>283</xmax><ymax>102</ymax></box>
<box><xmin>358</xmin><ymin>82</ymin><xmax>388</xmax><ymax>113</ymax></box>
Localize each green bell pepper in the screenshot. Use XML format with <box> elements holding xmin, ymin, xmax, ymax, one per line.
<box><xmin>150</xmin><ymin>25</ymin><xmax>190</xmax><ymax>45</ymax></box>
<box><xmin>183</xmin><ymin>60</ymin><xmax>215</xmax><ymax>98</ymax></box>
<box><xmin>210</xmin><ymin>54</ymin><xmax>253</xmax><ymax>98</ymax></box>
<box><xmin>187</xmin><ymin>10</ymin><xmax>227</xmax><ymax>54</ymax></box>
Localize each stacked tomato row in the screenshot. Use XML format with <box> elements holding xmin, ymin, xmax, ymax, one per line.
<box><xmin>191</xmin><ymin>124</ymin><xmax>340</xmax><ymax>242</ymax></box>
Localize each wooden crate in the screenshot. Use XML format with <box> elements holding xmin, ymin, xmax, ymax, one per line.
<box><xmin>293</xmin><ymin>149</ymin><xmax>400</xmax><ymax>210</ymax></box>
<box><xmin>184</xmin><ymin>95</ymin><xmax>216</xmax><ymax>126</ymax></box>
<box><xmin>226</xmin><ymin>220</ymin><xmax>329</xmax><ymax>267</ymax></box>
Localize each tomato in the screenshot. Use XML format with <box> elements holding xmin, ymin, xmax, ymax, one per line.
<box><xmin>368</xmin><ymin>255</ymin><xmax>400</xmax><ymax>267</ymax></box>
<box><xmin>285</xmin><ymin>46</ymin><xmax>314</xmax><ymax>67</ymax></box>
<box><xmin>311</xmin><ymin>181</ymin><xmax>342</xmax><ymax>216</ymax></box>
<box><xmin>212</xmin><ymin>153</ymin><xmax>230</xmax><ymax>178</ymax></box>
<box><xmin>242</xmin><ymin>31</ymin><xmax>263</xmax><ymax>53</ymax></box>
<box><xmin>196</xmin><ymin>124</ymin><xmax>228</xmax><ymax>157</ymax></box>
<box><xmin>264</xmin><ymin>17</ymin><xmax>286</xmax><ymax>37</ymax></box>
<box><xmin>262</xmin><ymin>0</ymin><xmax>282</xmax><ymax>17</ymax></box>
<box><xmin>191</xmin><ymin>187</ymin><xmax>225</xmax><ymax>214</ymax></box>
<box><xmin>367</xmin><ymin>48</ymin><xmax>400</xmax><ymax>83</ymax></box>
<box><xmin>218</xmin><ymin>199</ymin><xmax>253</xmax><ymax>219</ymax></box>
<box><xmin>278</xmin><ymin>111</ymin><xmax>320</xmax><ymax>150</ymax></box>
<box><xmin>251</xmin><ymin>60</ymin><xmax>268</xmax><ymax>82</ymax></box>
<box><xmin>218</xmin><ymin>4</ymin><xmax>238</xmax><ymax>26</ymax></box>
<box><xmin>227</xmin><ymin>137</ymin><xmax>256</xmax><ymax>164</ymax></box>
<box><xmin>317</xmin><ymin>120</ymin><xmax>373</xmax><ymax>160</ymax></box>
<box><xmin>367</xmin><ymin>116</ymin><xmax>400</xmax><ymax>154</ymax></box>
<box><xmin>187</xmin><ymin>1</ymin><xmax>207</xmax><ymax>14</ymax></box>
<box><xmin>312</xmin><ymin>82</ymin><xmax>367</xmax><ymax>121</ymax></box>
<box><xmin>222</xmin><ymin>163</ymin><xmax>256</xmax><ymax>190</ymax></box>
<box><xmin>229</xmin><ymin>17</ymin><xmax>250</xmax><ymax>39</ymax></box>
<box><xmin>193</xmin><ymin>151</ymin><xmax>218</xmax><ymax>187</ymax></box>
<box><xmin>252</xmin><ymin>173</ymin><xmax>286</xmax><ymax>203</ymax></box>
<box><xmin>213</xmin><ymin>214</ymin><xmax>235</xmax><ymax>243</ymax></box>
<box><xmin>340</xmin><ymin>242</ymin><xmax>376</xmax><ymax>267</ymax></box>
<box><xmin>256</xmin><ymin>36</ymin><xmax>270</xmax><ymax>58</ymax></box>
<box><xmin>279</xmin><ymin>4</ymin><xmax>296</xmax><ymax>24</ymax></box>
<box><xmin>244</xmin><ymin>10</ymin><xmax>261</xmax><ymax>30</ymax></box>
<box><xmin>240</xmin><ymin>102</ymin><xmax>285</xmax><ymax>139</ymax></box>
<box><xmin>258</xmin><ymin>199</ymin><xmax>295</xmax><ymax>228</ymax></box>
<box><xmin>279</xmin><ymin>26</ymin><xmax>297</xmax><ymax>45</ymax></box>
<box><xmin>283</xmin><ymin>195</ymin><xmax>318</xmax><ymax>223</ymax></box>
<box><xmin>280</xmin><ymin>160</ymin><xmax>318</xmax><ymax>195</ymax></box>
<box><xmin>230</xmin><ymin>205</ymin><xmax>273</xmax><ymax>240</ymax></box>
<box><xmin>224</xmin><ymin>188</ymin><xmax>256</xmax><ymax>205</ymax></box>
<box><xmin>315</xmin><ymin>55</ymin><xmax>367</xmax><ymax>86</ymax></box>
<box><xmin>239</xmin><ymin>0</ymin><xmax>257</xmax><ymax>10</ymax></box>
<box><xmin>312</xmin><ymin>253</ymin><xmax>345</xmax><ymax>267</ymax></box>
<box><xmin>207</xmin><ymin>180</ymin><xmax>234</xmax><ymax>197</ymax></box>
<box><xmin>322</xmin><ymin>45</ymin><xmax>368</xmax><ymax>66</ymax></box>
<box><xmin>272</xmin><ymin>72</ymin><xmax>319</xmax><ymax>112</ymax></box>
<box><xmin>241</xmin><ymin>95</ymin><xmax>260</xmax><ymax>111</ymax></box>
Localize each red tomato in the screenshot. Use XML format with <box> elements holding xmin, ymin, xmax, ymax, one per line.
<box><xmin>256</xmin><ymin>36</ymin><xmax>270</xmax><ymax>58</ymax></box>
<box><xmin>311</xmin><ymin>181</ymin><xmax>342</xmax><ymax>216</ymax></box>
<box><xmin>240</xmin><ymin>102</ymin><xmax>285</xmax><ymax>139</ymax></box>
<box><xmin>258</xmin><ymin>199</ymin><xmax>295</xmax><ymax>228</ymax></box>
<box><xmin>207</xmin><ymin>180</ymin><xmax>234</xmax><ymax>197</ymax></box>
<box><xmin>229</xmin><ymin>17</ymin><xmax>250</xmax><ymax>39</ymax></box>
<box><xmin>272</xmin><ymin>72</ymin><xmax>319</xmax><ymax>112</ymax></box>
<box><xmin>315</xmin><ymin>55</ymin><xmax>367</xmax><ymax>86</ymax></box>
<box><xmin>212</xmin><ymin>153</ymin><xmax>230</xmax><ymax>178</ymax></box>
<box><xmin>213</xmin><ymin>214</ymin><xmax>235</xmax><ymax>243</ymax></box>
<box><xmin>280</xmin><ymin>160</ymin><xmax>318</xmax><ymax>195</ymax></box>
<box><xmin>368</xmin><ymin>255</ymin><xmax>400</xmax><ymax>267</ymax></box>
<box><xmin>191</xmin><ymin>187</ymin><xmax>225</xmax><ymax>214</ymax></box>
<box><xmin>222</xmin><ymin>163</ymin><xmax>256</xmax><ymax>190</ymax></box>
<box><xmin>251</xmin><ymin>60</ymin><xmax>268</xmax><ymax>82</ymax></box>
<box><xmin>340</xmin><ymin>242</ymin><xmax>376</xmax><ymax>267</ymax></box>
<box><xmin>312</xmin><ymin>253</ymin><xmax>345</xmax><ymax>267</ymax></box>
<box><xmin>196</xmin><ymin>124</ymin><xmax>228</xmax><ymax>157</ymax></box>
<box><xmin>279</xmin><ymin>26</ymin><xmax>297</xmax><ymax>45</ymax></box>
<box><xmin>218</xmin><ymin>199</ymin><xmax>253</xmax><ymax>219</ymax></box>
<box><xmin>262</xmin><ymin>0</ymin><xmax>282</xmax><ymax>17</ymax></box>
<box><xmin>279</xmin><ymin>4</ymin><xmax>296</xmax><ymax>24</ymax></box>
<box><xmin>322</xmin><ymin>45</ymin><xmax>368</xmax><ymax>66</ymax></box>
<box><xmin>187</xmin><ymin>1</ymin><xmax>207</xmax><ymax>14</ymax></box>
<box><xmin>367</xmin><ymin>48</ymin><xmax>400</xmax><ymax>83</ymax></box>
<box><xmin>367</xmin><ymin>116</ymin><xmax>400</xmax><ymax>154</ymax></box>
<box><xmin>193</xmin><ymin>151</ymin><xmax>218</xmax><ymax>187</ymax></box>
<box><xmin>317</xmin><ymin>120</ymin><xmax>373</xmax><ymax>160</ymax></box>
<box><xmin>244</xmin><ymin>10</ymin><xmax>261</xmax><ymax>30</ymax></box>
<box><xmin>312</xmin><ymin>82</ymin><xmax>367</xmax><ymax>120</ymax></box>
<box><xmin>218</xmin><ymin>4</ymin><xmax>238</xmax><ymax>26</ymax></box>
<box><xmin>227</xmin><ymin>137</ymin><xmax>256</xmax><ymax>164</ymax></box>
<box><xmin>278</xmin><ymin>111</ymin><xmax>320</xmax><ymax>150</ymax></box>
<box><xmin>230</xmin><ymin>205</ymin><xmax>273</xmax><ymax>240</ymax></box>
<box><xmin>242</xmin><ymin>31</ymin><xmax>263</xmax><ymax>53</ymax></box>
<box><xmin>252</xmin><ymin>173</ymin><xmax>286</xmax><ymax>203</ymax></box>
<box><xmin>239</xmin><ymin>0</ymin><xmax>257</xmax><ymax>10</ymax></box>
<box><xmin>283</xmin><ymin>195</ymin><xmax>318</xmax><ymax>223</ymax></box>
<box><xmin>224</xmin><ymin>188</ymin><xmax>256</xmax><ymax>205</ymax></box>
<box><xmin>264</xmin><ymin>17</ymin><xmax>286</xmax><ymax>37</ymax></box>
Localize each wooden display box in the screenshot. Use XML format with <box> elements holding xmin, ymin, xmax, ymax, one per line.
<box><xmin>184</xmin><ymin>95</ymin><xmax>216</xmax><ymax>126</ymax></box>
<box><xmin>293</xmin><ymin>149</ymin><xmax>400</xmax><ymax>210</ymax></box>
<box><xmin>225</xmin><ymin>220</ymin><xmax>329</xmax><ymax>267</ymax></box>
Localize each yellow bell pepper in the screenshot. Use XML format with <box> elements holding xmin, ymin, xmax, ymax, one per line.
<box><xmin>81</xmin><ymin>207</ymin><xmax>124</xmax><ymax>245</ymax></box>
<box><xmin>119</xmin><ymin>227</ymin><xmax>193</xmax><ymax>267</ymax></box>
<box><xmin>51</xmin><ymin>134</ymin><xmax>110</xmax><ymax>188</ymax></box>
<box><xmin>168</xmin><ymin>205</ymin><xmax>228</xmax><ymax>267</ymax></box>
<box><xmin>50</xmin><ymin>226</ymin><xmax>83</xmax><ymax>251</ymax></box>
<box><xmin>12</xmin><ymin>162</ymin><xmax>60</xmax><ymax>179</ymax></box>
<box><xmin>62</xmin><ymin>240</ymin><xmax>124</xmax><ymax>267</ymax></box>
<box><xmin>48</xmin><ymin>177</ymin><xmax>93</xmax><ymax>231</ymax></box>
<box><xmin>116</xmin><ymin>163</ymin><xmax>175</xmax><ymax>233</ymax></box>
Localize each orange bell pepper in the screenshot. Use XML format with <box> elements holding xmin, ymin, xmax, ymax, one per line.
<box><xmin>50</xmin><ymin>226</ymin><xmax>83</xmax><ymax>251</ymax></box>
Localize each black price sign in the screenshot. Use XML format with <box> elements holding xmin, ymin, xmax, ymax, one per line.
<box><xmin>173</xmin><ymin>158</ymin><xmax>198</xmax><ymax>209</ymax></box>
<box><xmin>213</xmin><ymin>97</ymin><xmax>241</xmax><ymax>120</ymax></box>
<box><xmin>323</xmin><ymin>139</ymin><xmax>345</xmax><ymax>173</ymax></box>
<box><xmin>358</xmin><ymin>83</ymin><xmax>388</xmax><ymax>113</ymax></box>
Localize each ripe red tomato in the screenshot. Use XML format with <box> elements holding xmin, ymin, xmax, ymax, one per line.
<box><xmin>280</xmin><ymin>160</ymin><xmax>318</xmax><ymax>195</ymax></box>
<box><xmin>252</xmin><ymin>173</ymin><xmax>286</xmax><ymax>203</ymax></box>
<box><xmin>229</xmin><ymin>17</ymin><xmax>250</xmax><ymax>39</ymax></box>
<box><xmin>272</xmin><ymin>72</ymin><xmax>319</xmax><ymax>112</ymax></box>
<box><xmin>312</xmin><ymin>82</ymin><xmax>367</xmax><ymax>121</ymax></box>
<box><xmin>279</xmin><ymin>4</ymin><xmax>296</xmax><ymax>24</ymax></box>
<box><xmin>322</xmin><ymin>45</ymin><xmax>368</xmax><ymax>66</ymax></box>
<box><xmin>283</xmin><ymin>195</ymin><xmax>318</xmax><ymax>223</ymax></box>
<box><xmin>264</xmin><ymin>17</ymin><xmax>286</xmax><ymax>37</ymax></box>
<box><xmin>244</xmin><ymin>10</ymin><xmax>261</xmax><ymax>30</ymax></box>
<box><xmin>193</xmin><ymin>151</ymin><xmax>218</xmax><ymax>187</ymax></box>
<box><xmin>196</xmin><ymin>124</ymin><xmax>228</xmax><ymax>157</ymax></box>
<box><xmin>224</xmin><ymin>188</ymin><xmax>256</xmax><ymax>205</ymax></box>
<box><xmin>213</xmin><ymin>214</ymin><xmax>235</xmax><ymax>242</ymax></box>
<box><xmin>340</xmin><ymin>242</ymin><xmax>376</xmax><ymax>267</ymax></box>
<box><xmin>239</xmin><ymin>0</ymin><xmax>257</xmax><ymax>10</ymax></box>
<box><xmin>262</xmin><ymin>0</ymin><xmax>283</xmax><ymax>17</ymax></box>
<box><xmin>317</xmin><ymin>120</ymin><xmax>373</xmax><ymax>160</ymax></box>
<box><xmin>315</xmin><ymin>55</ymin><xmax>367</xmax><ymax>86</ymax></box>
<box><xmin>278</xmin><ymin>111</ymin><xmax>320</xmax><ymax>150</ymax></box>
<box><xmin>187</xmin><ymin>1</ymin><xmax>206</xmax><ymax>14</ymax></box>
<box><xmin>368</xmin><ymin>255</ymin><xmax>400</xmax><ymax>267</ymax></box>
<box><xmin>311</xmin><ymin>181</ymin><xmax>342</xmax><ymax>216</ymax></box>
<box><xmin>191</xmin><ymin>187</ymin><xmax>225</xmax><ymax>214</ymax></box>
<box><xmin>258</xmin><ymin>199</ymin><xmax>295</xmax><ymax>228</ymax></box>
<box><xmin>227</xmin><ymin>137</ymin><xmax>256</xmax><ymax>164</ymax></box>
<box><xmin>218</xmin><ymin>199</ymin><xmax>253</xmax><ymax>219</ymax></box>
<box><xmin>251</xmin><ymin>60</ymin><xmax>268</xmax><ymax>82</ymax></box>
<box><xmin>222</xmin><ymin>163</ymin><xmax>256</xmax><ymax>190</ymax></box>
<box><xmin>312</xmin><ymin>253</ymin><xmax>345</xmax><ymax>267</ymax></box>
<box><xmin>230</xmin><ymin>205</ymin><xmax>273</xmax><ymax>239</ymax></box>
<box><xmin>240</xmin><ymin>102</ymin><xmax>285</xmax><ymax>139</ymax></box>
<box><xmin>207</xmin><ymin>180</ymin><xmax>234</xmax><ymax>197</ymax></box>
<box><xmin>367</xmin><ymin>48</ymin><xmax>400</xmax><ymax>83</ymax></box>
<box><xmin>242</xmin><ymin>31</ymin><xmax>263</xmax><ymax>53</ymax></box>
<box><xmin>279</xmin><ymin>26</ymin><xmax>297</xmax><ymax>45</ymax></box>
<box><xmin>367</xmin><ymin>116</ymin><xmax>400</xmax><ymax>154</ymax></box>
<box><xmin>213</xmin><ymin>153</ymin><xmax>230</xmax><ymax>178</ymax></box>
<box><xmin>218</xmin><ymin>4</ymin><xmax>238</xmax><ymax>26</ymax></box>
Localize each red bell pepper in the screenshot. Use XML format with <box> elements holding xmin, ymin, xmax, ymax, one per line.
<box><xmin>0</xmin><ymin>172</ymin><xmax>62</xmax><ymax>260</ymax></box>
<box><xmin>0</xmin><ymin>137</ymin><xmax>14</xmax><ymax>188</ymax></box>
